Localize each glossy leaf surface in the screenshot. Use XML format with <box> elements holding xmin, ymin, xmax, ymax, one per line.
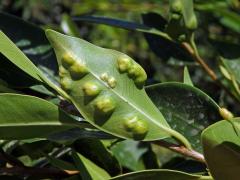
<box><xmin>111</xmin><ymin>140</ymin><xmax>148</xmax><ymax>171</ymax></box>
<box><xmin>46</xmin><ymin>30</ymin><xmax>189</xmax><ymax>145</ymax></box>
<box><xmin>0</xmin><ymin>93</ymin><xmax>86</xmax><ymax>139</ymax></box>
<box><xmin>146</xmin><ymin>82</ymin><xmax>221</xmax><ymax>151</ymax></box>
<box><xmin>202</xmin><ymin>118</ymin><xmax>240</xmax><ymax>180</ymax></box>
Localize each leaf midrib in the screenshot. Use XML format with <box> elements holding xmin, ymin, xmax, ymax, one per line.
<box><xmin>57</xmin><ymin>41</ymin><xmax>172</xmax><ymax>136</ymax></box>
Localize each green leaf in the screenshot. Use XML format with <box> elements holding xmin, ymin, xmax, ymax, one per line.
<box><xmin>0</xmin><ymin>31</ymin><xmax>70</xmax><ymax>99</ymax></box>
<box><xmin>47</xmin><ymin>156</ymin><xmax>77</xmax><ymax>171</ymax></box>
<box><xmin>141</xmin><ymin>12</ymin><xmax>194</xmax><ymax>62</ymax></box>
<box><xmin>73</xmin><ymin>139</ymin><xmax>121</xmax><ymax>176</ymax></box>
<box><xmin>170</xmin><ymin>0</ymin><xmax>198</xmax><ymax>29</ymax></box>
<box><xmin>196</xmin><ymin>3</ymin><xmax>240</xmax><ymax>33</ymax></box>
<box><xmin>0</xmin><ymin>31</ymin><xmax>43</xmax><ymax>83</ymax></box>
<box><xmin>73</xmin><ymin>14</ymin><xmax>194</xmax><ymax>62</ymax></box>
<box><xmin>146</xmin><ymin>82</ymin><xmax>221</xmax><ymax>152</ymax></box>
<box><xmin>48</xmin><ymin>128</ymin><xmax>114</xmax><ymax>144</ymax></box>
<box><xmin>183</xmin><ymin>66</ymin><xmax>193</xmax><ymax>86</ymax></box>
<box><xmin>201</xmin><ymin>118</ymin><xmax>240</xmax><ymax>180</ymax></box>
<box><xmin>46</xmin><ymin>29</ymin><xmax>190</xmax><ymax>147</ymax></box>
<box><xmin>0</xmin><ymin>12</ymin><xmax>58</xmax><ymax>87</ymax></box>
<box><xmin>111</xmin><ymin>140</ymin><xmax>148</xmax><ymax>171</ymax></box>
<box><xmin>221</xmin><ymin>57</ymin><xmax>240</xmax><ymax>84</ymax></box>
<box><xmin>111</xmin><ymin>169</ymin><xmax>212</xmax><ymax>180</ymax></box>
<box><xmin>61</xmin><ymin>13</ymin><xmax>80</xmax><ymax>37</ymax></box>
<box><xmin>0</xmin><ymin>93</ymin><xmax>87</xmax><ymax>139</ymax></box>
<box><xmin>72</xmin><ymin>151</ymin><xmax>111</xmax><ymax>180</ymax></box>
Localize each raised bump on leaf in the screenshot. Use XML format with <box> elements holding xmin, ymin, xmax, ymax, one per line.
<box><xmin>128</xmin><ymin>64</ymin><xmax>147</xmax><ymax>88</ymax></box>
<box><xmin>133</xmin><ymin>120</ymin><xmax>148</xmax><ymax>139</ymax></box>
<box><xmin>107</xmin><ymin>77</ymin><xmax>117</xmax><ymax>88</ymax></box>
<box><xmin>62</xmin><ymin>53</ymin><xmax>75</xmax><ymax>67</ymax></box>
<box><xmin>94</xmin><ymin>96</ymin><xmax>116</xmax><ymax>114</ymax></box>
<box><xmin>59</xmin><ymin>66</ymin><xmax>68</xmax><ymax>78</ymax></box>
<box><xmin>60</xmin><ymin>77</ymin><xmax>72</xmax><ymax>91</ymax></box>
<box><xmin>100</xmin><ymin>73</ymin><xmax>109</xmax><ymax>82</ymax></box>
<box><xmin>82</xmin><ymin>81</ymin><xmax>101</xmax><ymax>96</ymax></box>
<box><xmin>170</xmin><ymin>0</ymin><xmax>182</xmax><ymax>13</ymax></box>
<box><xmin>123</xmin><ymin>116</ymin><xmax>148</xmax><ymax>140</ymax></box>
<box><xmin>117</xmin><ymin>55</ymin><xmax>132</xmax><ymax>73</ymax></box>
<box><xmin>123</xmin><ymin>116</ymin><xmax>138</xmax><ymax>131</ymax></box>
<box><xmin>171</xmin><ymin>13</ymin><xmax>181</xmax><ymax>20</ymax></box>
<box><xmin>69</xmin><ymin>61</ymin><xmax>89</xmax><ymax>79</ymax></box>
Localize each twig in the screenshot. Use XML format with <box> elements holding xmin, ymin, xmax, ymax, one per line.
<box><xmin>153</xmin><ymin>140</ymin><xmax>206</xmax><ymax>164</ymax></box>
<box><xmin>181</xmin><ymin>41</ymin><xmax>240</xmax><ymax>104</ymax></box>
<box><xmin>182</xmin><ymin>42</ymin><xmax>217</xmax><ymax>81</ymax></box>
<box><xmin>0</xmin><ymin>167</ymin><xmax>79</xmax><ymax>178</ymax></box>
<box><xmin>0</xmin><ymin>148</ymin><xmax>25</xmax><ymax>167</ymax></box>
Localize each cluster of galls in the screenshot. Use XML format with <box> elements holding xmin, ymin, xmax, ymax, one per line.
<box><xmin>117</xmin><ymin>55</ymin><xmax>147</xmax><ymax>88</ymax></box>
<box><xmin>59</xmin><ymin>53</ymin><xmax>149</xmax><ymax>140</ymax></box>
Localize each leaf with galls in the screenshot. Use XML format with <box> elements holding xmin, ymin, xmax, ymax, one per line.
<box><xmin>46</xmin><ymin>29</ymin><xmax>190</xmax><ymax>146</ymax></box>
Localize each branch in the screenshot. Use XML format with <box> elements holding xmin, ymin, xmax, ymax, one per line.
<box><xmin>0</xmin><ymin>148</ymin><xmax>25</xmax><ymax>167</ymax></box>
<box><xmin>153</xmin><ymin>140</ymin><xmax>206</xmax><ymax>164</ymax></box>
<box><xmin>0</xmin><ymin>167</ymin><xmax>79</xmax><ymax>179</ymax></box>
<box><xmin>182</xmin><ymin>42</ymin><xmax>240</xmax><ymax>104</ymax></box>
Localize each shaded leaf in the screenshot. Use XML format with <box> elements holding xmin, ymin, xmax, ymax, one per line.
<box><xmin>0</xmin><ymin>31</ymin><xmax>70</xmax><ymax>99</ymax></box>
<box><xmin>209</xmin><ymin>38</ymin><xmax>240</xmax><ymax>59</ymax></box>
<box><xmin>48</xmin><ymin>128</ymin><xmax>115</xmax><ymax>144</ymax></box>
<box><xmin>111</xmin><ymin>169</ymin><xmax>211</xmax><ymax>180</ymax></box>
<box><xmin>202</xmin><ymin>118</ymin><xmax>240</xmax><ymax>180</ymax></box>
<box><xmin>47</xmin><ymin>156</ymin><xmax>77</xmax><ymax>171</ymax></box>
<box><xmin>73</xmin><ymin>139</ymin><xmax>121</xmax><ymax>176</ymax></box>
<box><xmin>146</xmin><ymin>82</ymin><xmax>221</xmax><ymax>152</ymax></box>
<box><xmin>141</xmin><ymin>12</ymin><xmax>194</xmax><ymax>61</ymax></box>
<box><xmin>72</xmin><ymin>151</ymin><xmax>111</xmax><ymax>180</ymax></box>
<box><xmin>221</xmin><ymin>57</ymin><xmax>240</xmax><ymax>84</ymax></box>
<box><xmin>0</xmin><ymin>12</ymin><xmax>58</xmax><ymax>73</ymax></box>
<box><xmin>0</xmin><ymin>93</ymin><xmax>87</xmax><ymax>139</ymax></box>
<box><xmin>73</xmin><ymin>15</ymin><xmax>151</xmax><ymax>31</ymax></box>
<box><xmin>111</xmin><ymin>140</ymin><xmax>148</xmax><ymax>171</ymax></box>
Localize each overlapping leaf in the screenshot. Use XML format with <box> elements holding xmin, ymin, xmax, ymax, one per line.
<box><xmin>0</xmin><ymin>93</ymin><xmax>88</xmax><ymax>139</ymax></box>
<box><xmin>202</xmin><ymin>118</ymin><xmax>240</xmax><ymax>180</ymax></box>
<box><xmin>146</xmin><ymin>82</ymin><xmax>221</xmax><ymax>151</ymax></box>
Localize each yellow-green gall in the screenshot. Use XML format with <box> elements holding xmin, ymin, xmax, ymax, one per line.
<box><xmin>107</xmin><ymin>77</ymin><xmax>117</xmax><ymax>88</ymax></box>
<box><xmin>60</xmin><ymin>77</ymin><xmax>72</xmax><ymax>91</ymax></box>
<box><xmin>69</xmin><ymin>61</ymin><xmax>88</xmax><ymax>79</ymax></box>
<box><xmin>134</xmin><ymin>71</ymin><xmax>147</xmax><ymax>88</ymax></box>
<box><xmin>100</xmin><ymin>73</ymin><xmax>109</xmax><ymax>81</ymax></box>
<box><xmin>117</xmin><ymin>56</ymin><xmax>132</xmax><ymax>73</ymax></box>
<box><xmin>59</xmin><ymin>66</ymin><xmax>68</xmax><ymax>78</ymax></box>
<box><xmin>170</xmin><ymin>0</ymin><xmax>182</xmax><ymax>13</ymax></box>
<box><xmin>219</xmin><ymin>107</ymin><xmax>234</xmax><ymax>120</ymax></box>
<box><xmin>123</xmin><ymin>116</ymin><xmax>138</xmax><ymax>131</ymax></box>
<box><xmin>82</xmin><ymin>81</ymin><xmax>101</xmax><ymax>96</ymax></box>
<box><xmin>186</xmin><ymin>15</ymin><xmax>198</xmax><ymax>30</ymax></box>
<box><xmin>132</xmin><ymin>120</ymin><xmax>148</xmax><ymax>138</ymax></box>
<box><xmin>171</xmin><ymin>13</ymin><xmax>181</xmax><ymax>20</ymax></box>
<box><xmin>128</xmin><ymin>64</ymin><xmax>142</xmax><ymax>78</ymax></box>
<box><xmin>95</xmin><ymin>96</ymin><xmax>116</xmax><ymax>114</ymax></box>
<box><xmin>128</xmin><ymin>64</ymin><xmax>147</xmax><ymax>88</ymax></box>
<box><xmin>123</xmin><ymin>116</ymin><xmax>148</xmax><ymax>140</ymax></box>
<box><xmin>62</xmin><ymin>53</ymin><xmax>75</xmax><ymax>67</ymax></box>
